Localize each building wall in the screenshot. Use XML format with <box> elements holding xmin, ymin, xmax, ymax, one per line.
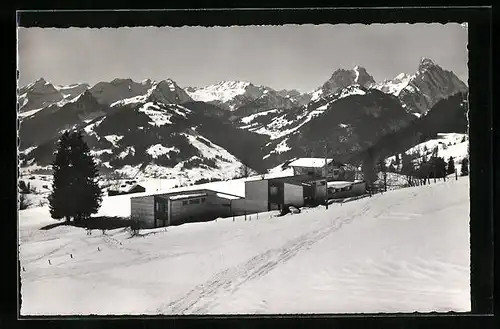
<box><xmin>268</xmin><ymin>181</ymin><xmax>284</xmax><ymax>205</ymax></box>
<box><xmin>130</xmin><ymin>196</ymin><xmax>155</xmax><ymax>228</ymax></box>
<box><xmin>231</xmin><ymin>199</ymin><xmax>269</xmax><ymax>215</ymax></box>
<box><xmin>153</xmin><ymin>197</ymin><xmax>169</xmax><ymax>227</ymax></box>
<box><xmin>245</xmin><ymin>180</ymin><xmax>269</xmax><ymax>202</ymax></box>
<box><xmin>169</xmin><ymin>196</ymin><xmax>212</xmax><ymax>225</ymax></box>
<box><xmin>351</xmin><ymin>182</ymin><xmax>366</xmax><ymax>195</ymax></box>
<box><xmin>329</xmin><ymin>182</ymin><xmax>366</xmax><ymax>199</ymax></box>
<box><xmin>206</xmin><ymin>194</ymin><xmax>233</xmax><ymax>218</ymax></box>
<box><xmin>283</xmin><ymin>183</ymin><xmax>304</xmax><ymax>207</ymax></box>
<box><xmin>313</xmin><ymin>180</ymin><xmax>327</xmax><ymax>201</ymax></box>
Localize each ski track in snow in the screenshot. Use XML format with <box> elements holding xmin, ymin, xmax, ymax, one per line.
<box><xmin>156</xmin><ymin>199</ymin><xmax>375</xmax><ymax>314</ymax></box>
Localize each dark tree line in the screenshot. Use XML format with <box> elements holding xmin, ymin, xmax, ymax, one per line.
<box><xmin>362</xmin><ymin>145</ymin><xmax>466</xmax><ymax>190</ymax></box>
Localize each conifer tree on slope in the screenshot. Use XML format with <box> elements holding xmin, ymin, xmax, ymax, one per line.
<box><xmin>447</xmin><ymin>156</ymin><xmax>456</xmax><ymax>175</ymax></box>
<box><xmin>49</xmin><ymin>130</ymin><xmax>103</xmax><ymax>221</ymax></box>
<box><xmin>460</xmin><ymin>157</ymin><xmax>469</xmax><ymax>176</ymax></box>
<box><xmin>48</xmin><ymin>131</ymin><xmax>72</xmax><ymax>221</ymax></box>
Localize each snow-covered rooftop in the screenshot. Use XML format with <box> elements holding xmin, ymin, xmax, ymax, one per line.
<box><xmin>288</xmin><ymin>158</ymin><xmax>335</xmax><ymax>168</ymax></box>
<box><xmin>216</xmin><ymin>192</ymin><xmax>242</xmax><ymax>200</ymax></box>
<box><xmin>327</xmin><ymin>181</ymin><xmax>355</xmax><ymax>189</ymax></box>
<box><xmin>110</xmin><ymin>183</ymin><xmax>144</xmax><ymax>193</ymax></box>
<box><xmin>169</xmin><ymin>192</ymin><xmax>207</xmax><ymax>201</ymax></box>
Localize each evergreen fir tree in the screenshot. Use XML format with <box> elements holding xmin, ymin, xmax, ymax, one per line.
<box><xmin>460</xmin><ymin>157</ymin><xmax>469</xmax><ymax>176</ymax></box>
<box><xmin>48</xmin><ymin>130</ymin><xmax>103</xmax><ymax>221</ymax></box>
<box><xmin>447</xmin><ymin>156</ymin><xmax>456</xmax><ymax>175</ymax></box>
<box><xmin>401</xmin><ymin>153</ymin><xmax>415</xmax><ymax>186</ymax></box>
<box><xmin>425</xmin><ymin>155</ymin><xmax>447</xmax><ymax>178</ymax></box>
<box><xmin>431</xmin><ymin>146</ymin><xmax>439</xmax><ymax>158</ymax></box>
<box><xmin>434</xmin><ymin>156</ymin><xmax>447</xmax><ymax>178</ymax></box>
<box><xmin>48</xmin><ymin>131</ymin><xmax>73</xmax><ymax>221</ymax></box>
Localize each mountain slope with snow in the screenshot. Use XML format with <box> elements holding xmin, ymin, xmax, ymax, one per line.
<box><xmin>374</xmin><ymin>58</ymin><xmax>468</xmax><ymax>115</ymax></box>
<box><xmin>19</xmin><ymin>176</ymin><xmax>470</xmax><ymax>315</ymax></box>
<box><xmin>185</xmin><ymin>81</ymin><xmax>298</xmax><ymax>114</ymax></box>
<box><xmin>347</xmin><ymin>92</ymin><xmax>469</xmax><ymax>166</ymax></box>
<box><xmin>310</xmin><ymin>66</ymin><xmax>376</xmax><ymax>102</ymax></box>
<box><xmin>90</xmin><ymin>78</ymin><xmax>193</xmax><ymax>106</ymax></box>
<box><xmin>260</xmin><ymin>86</ymin><xmax>416</xmax><ymax>166</ymax></box>
<box><xmin>385</xmin><ymin>133</ymin><xmax>469</xmax><ymax>174</ymax></box>
<box><xmin>18</xmin><ymin>78</ymin><xmax>90</xmax><ymax>114</ymax></box>
<box><xmin>20</xmin><ymin>97</ymin><xmax>263</xmax><ymax>184</ymax></box>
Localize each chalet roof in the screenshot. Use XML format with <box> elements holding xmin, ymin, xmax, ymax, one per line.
<box><xmin>288</xmin><ymin>158</ymin><xmax>335</xmax><ymax>168</ymax></box>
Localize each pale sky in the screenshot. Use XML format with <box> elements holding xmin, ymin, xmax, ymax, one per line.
<box><xmin>17</xmin><ymin>23</ymin><xmax>468</xmax><ymax>93</ymax></box>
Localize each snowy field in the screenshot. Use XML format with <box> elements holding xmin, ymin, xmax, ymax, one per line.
<box><xmin>19</xmin><ymin>176</ymin><xmax>470</xmax><ymax>315</ymax></box>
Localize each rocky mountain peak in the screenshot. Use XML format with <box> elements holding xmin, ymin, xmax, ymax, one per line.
<box><xmin>352</xmin><ymin>65</ymin><xmax>376</xmax><ymax>86</ymax></box>
<box><xmin>25</xmin><ymin>78</ymin><xmax>57</xmax><ymax>93</ymax></box>
<box><xmin>418</xmin><ymin>57</ymin><xmax>436</xmax><ymax>71</ymax></box>
<box><xmin>77</xmin><ymin>89</ymin><xmax>99</xmax><ymax>103</ymax></box>
<box><xmin>310</xmin><ymin>66</ymin><xmax>376</xmax><ymax>102</ymax></box>
<box><xmin>146</xmin><ymin>79</ymin><xmax>193</xmax><ymax>104</ymax></box>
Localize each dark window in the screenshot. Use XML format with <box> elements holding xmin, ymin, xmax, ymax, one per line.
<box><xmin>189</xmin><ymin>199</ymin><xmax>200</xmax><ymax>204</ymax></box>
<box><xmin>201</xmin><ymin>197</ymin><xmax>206</xmax><ymax>203</ymax></box>
<box><xmin>182</xmin><ymin>201</ymin><xmax>188</xmax><ymax>206</ymax></box>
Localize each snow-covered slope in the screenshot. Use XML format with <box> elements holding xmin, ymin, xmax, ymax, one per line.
<box><xmin>19</xmin><ymin>176</ymin><xmax>470</xmax><ymax>315</ymax></box>
<box><xmin>260</xmin><ymin>86</ymin><xmax>415</xmax><ymax>165</ymax></box>
<box><xmin>386</xmin><ymin>133</ymin><xmax>469</xmax><ymax>173</ymax></box>
<box><xmin>239</xmin><ymin>85</ymin><xmax>373</xmax><ymax>142</ymax></box>
<box><xmin>186</xmin><ymin>81</ymin><xmax>253</xmax><ymax>104</ymax></box>
<box><xmin>21</xmin><ymin>97</ymin><xmax>255</xmax><ymax>185</ymax></box>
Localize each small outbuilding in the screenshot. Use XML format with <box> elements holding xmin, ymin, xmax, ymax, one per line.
<box><xmin>130</xmin><ymin>189</ymin><xmax>244</xmax><ymax>228</ymax></box>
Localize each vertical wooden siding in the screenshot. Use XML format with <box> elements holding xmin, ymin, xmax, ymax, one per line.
<box><xmin>283</xmin><ymin>183</ymin><xmax>304</xmax><ymax>207</ymax></box>
<box><xmin>130</xmin><ymin>196</ymin><xmax>155</xmax><ymax>228</ymax></box>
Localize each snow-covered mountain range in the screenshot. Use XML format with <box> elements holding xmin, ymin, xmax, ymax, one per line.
<box><xmin>18</xmin><ymin>78</ymin><xmax>90</xmax><ymax>117</ymax></box>
<box><xmin>18</xmin><ymin>58</ymin><xmax>468</xmax><ymax>182</ymax></box>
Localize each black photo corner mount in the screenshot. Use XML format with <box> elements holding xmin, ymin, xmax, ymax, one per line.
<box><xmin>8</xmin><ymin>5</ymin><xmax>495</xmax><ymax>329</ymax></box>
